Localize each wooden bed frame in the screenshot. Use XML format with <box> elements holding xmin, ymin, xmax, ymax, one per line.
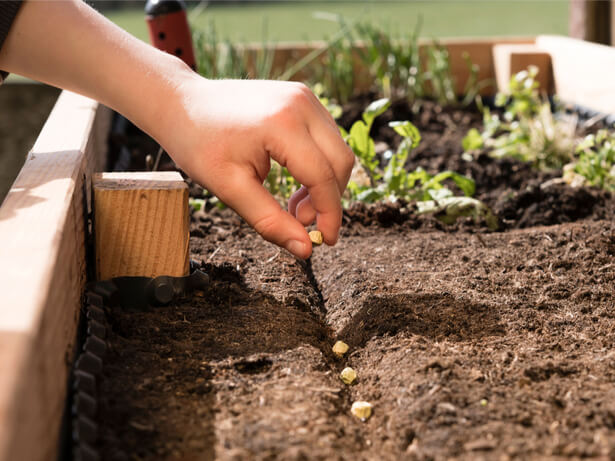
<box><xmin>0</xmin><ymin>34</ymin><xmax>612</xmax><ymax>461</ymax></box>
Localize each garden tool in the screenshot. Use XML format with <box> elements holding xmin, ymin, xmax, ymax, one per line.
<box><xmin>144</xmin><ymin>0</ymin><xmax>198</xmax><ymax>169</ymax></box>
<box><xmin>145</xmin><ymin>0</ymin><xmax>196</xmax><ymax>70</ymax></box>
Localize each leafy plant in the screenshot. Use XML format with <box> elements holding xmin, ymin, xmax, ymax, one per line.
<box><xmin>311</xmin><ymin>18</ymin><xmax>357</xmax><ymax>104</ymax></box>
<box><xmin>263</xmin><ymin>161</ymin><xmax>300</xmax><ymax>203</ymax></box>
<box><xmin>416</xmin><ymin>189</ymin><xmax>498</xmax><ymax>230</ymax></box>
<box><xmin>341</xmin><ymin>99</ymin><xmax>496</xmax><ymax>227</ymax></box>
<box><xmin>423</xmin><ymin>42</ymin><xmax>457</xmax><ymax>107</ymax></box>
<box><xmin>312</xmin><ymin>83</ymin><xmax>343</xmax><ymax>120</ymax></box>
<box><xmin>462</xmin><ymin>66</ymin><xmax>577</xmax><ymax>170</ymax></box>
<box><xmin>192</xmin><ymin>19</ymin><xmax>274</xmax><ymax>79</ymax></box>
<box><xmin>189</xmin><ymin>194</ymin><xmax>224</xmax><ymax>211</ymax></box>
<box><xmin>563</xmin><ymin>129</ymin><xmax>615</xmax><ymax>190</ymax></box>
<box><xmin>340</xmin><ymin>98</ymin><xmax>390</xmax><ymax>187</ymax></box>
<box><xmin>355</xmin><ymin>21</ymin><xmax>425</xmax><ymax>102</ymax></box>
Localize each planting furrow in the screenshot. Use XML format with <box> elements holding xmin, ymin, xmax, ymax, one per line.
<box><xmin>94</xmin><ymin>209</ymin><xmax>366</xmax><ymax>460</ymax></box>
<box><xmin>310</xmin><ymin>220</ymin><xmax>615</xmax><ymax>458</ymax></box>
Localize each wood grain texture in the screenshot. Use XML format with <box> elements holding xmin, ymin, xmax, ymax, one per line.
<box><xmin>243</xmin><ymin>37</ymin><xmax>535</xmax><ymax>95</ymax></box>
<box><xmin>493</xmin><ymin>44</ymin><xmax>553</xmax><ymax>94</ymax></box>
<box><xmin>536</xmin><ymin>35</ymin><xmax>615</xmax><ymax>114</ymax></box>
<box><xmin>94</xmin><ymin>171</ymin><xmax>189</xmax><ymax>280</ymax></box>
<box><xmin>0</xmin><ymin>91</ymin><xmax>109</xmax><ymax>461</ymax></box>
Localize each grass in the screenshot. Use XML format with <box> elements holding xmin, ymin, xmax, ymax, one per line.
<box><xmin>104</xmin><ymin>1</ymin><xmax>569</xmax><ymax>44</ymax></box>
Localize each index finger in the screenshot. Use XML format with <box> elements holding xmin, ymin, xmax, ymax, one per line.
<box><xmin>268</xmin><ymin>126</ymin><xmax>343</xmax><ymax>245</ymax></box>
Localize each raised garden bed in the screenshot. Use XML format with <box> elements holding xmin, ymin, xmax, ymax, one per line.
<box><xmin>97</xmin><ymin>97</ymin><xmax>615</xmax><ymax>460</ymax></box>
<box><xmin>1</xmin><ymin>35</ymin><xmax>615</xmax><ymax>461</ymax></box>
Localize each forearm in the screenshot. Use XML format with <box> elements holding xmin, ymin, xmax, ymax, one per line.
<box><xmin>0</xmin><ymin>0</ymin><xmax>355</xmax><ymax>259</ymax></box>
<box><xmin>0</xmin><ymin>0</ymin><xmax>193</xmax><ymax>145</ymax></box>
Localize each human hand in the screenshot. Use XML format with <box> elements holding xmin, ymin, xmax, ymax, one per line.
<box><xmin>160</xmin><ymin>77</ymin><xmax>354</xmax><ymax>259</ymax></box>
<box><xmin>0</xmin><ymin>0</ymin><xmax>353</xmax><ymax>259</ymax></box>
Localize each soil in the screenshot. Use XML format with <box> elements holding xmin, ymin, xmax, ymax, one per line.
<box><xmin>95</xmin><ymin>98</ymin><xmax>615</xmax><ymax>460</ymax></box>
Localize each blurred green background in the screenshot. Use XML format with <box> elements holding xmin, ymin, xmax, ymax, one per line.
<box><xmin>106</xmin><ymin>1</ymin><xmax>569</xmax><ymax>43</ymax></box>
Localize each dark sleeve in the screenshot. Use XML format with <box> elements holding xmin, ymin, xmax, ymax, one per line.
<box><xmin>0</xmin><ymin>1</ymin><xmax>23</xmax><ymax>83</ymax></box>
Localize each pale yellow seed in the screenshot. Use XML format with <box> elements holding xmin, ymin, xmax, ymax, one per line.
<box><xmin>332</xmin><ymin>340</ymin><xmax>349</xmax><ymax>357</ymax></box>
<box><xmin>340</xmin><ymin>367</ymin><xmax>357</xmax><ymax>385</ymax></box>
<box><xmin>351</xmin><ymin>401</ymin><xmax>373</xmax><ymax>421</ymax></box>
<box><xmin>309</xmin><ymin>230</ymin><xmax>323</xmax><ymax>246</ymax></box>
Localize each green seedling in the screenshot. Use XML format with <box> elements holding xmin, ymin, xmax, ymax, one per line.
<box><xmin>564</xmin><ymin>129</ymin><xmax>615</xmax><ymax>190</ymax></box>
<box><xmin>263</xmin><ymin>160</ymin><xmax>300</xmax><ymax>204</ymax></box>
<box><xmin>341</xmin><ymin>99</ymin><xmax>496</xmax><ymax>227</ymax></box>
<box><xmin>355</xmin><ymin>20</ymin><xmax>425</xmax><ymax>102</ymax></box>
<box><xmin>340</xmin><ymin>98</ymin><xmax>391</xmax><ymax>186</ymax></box>
<box><xmin>189</xmin><ymin>194</ymin><xmax>224</xmax><ymax>211</ymax></box>
<box><xmin>463</xmin><ymin>66</ymin><xmax>577</xmax><ymax>170</ymax></box>
<box><xmin>192</xmin><ymin>19</ymin><xmax>275</xmax><ymax>80</ymax></box>
<box><xmin>312</xmin><ymin>83</ymin><xmax>343</xmax><ymax>120</ymax></box>
<box><xmin>415</xmin><ymin>188</ymin><xmax>499</xmax><ymax>230</ymax></box>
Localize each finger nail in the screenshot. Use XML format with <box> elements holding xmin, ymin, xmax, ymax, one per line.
<box><xmin>286</xmin><ymin>240</ymin><xmax>307</xmax><ymax>258</ymax></box>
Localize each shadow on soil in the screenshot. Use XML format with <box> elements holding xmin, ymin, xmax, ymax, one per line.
<box><xmin>101</xmin><ymin>262</ymin><xmax>337</xmax><ymax>458</ymax></box>
<box><xmin>339</xmin><ymin>293</ymin><xmax>505</xmax><ymax>348</ymax></box>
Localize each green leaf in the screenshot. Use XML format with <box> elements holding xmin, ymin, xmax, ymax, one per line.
<box><xmin>362</xmin><ymin>98</ymin><xmax>390</xmax><ymax>128</ymax></box>
<box><xmin>389</xmin><ymin>121</ymin><xmax>421</xmax><ymax>148</ymax></box>
<box><xmin>462</xmin><ymin>128</ymin><xmax>484</xmax><ymax>151</ymax></box>
<box><xmin>189</xmin><ymin>198</ymin><xmax>205</xmax><ymax>211</ymax></box>
<box><xmin>425</xmin><ymin>171</ymin><xmax>475</xmax><ymax>197</ymax></box>
<box><xmin>448</xmin><ymin>172</ymin><xmax>476</xmax><ymax>196</ymax></box>
<box><xmin>348</xmin><ymin>121</ymin><xmax>370</xmax><ymax>155</ymax></box>
<box><xmin>356</xmin><ymin>187</ymin><xmax>384</xmax><ymax>203</ymax></box>
<box><xmin>428</xmin><ymin>188</ymin><xmax>453</xmax><ymax>201</ymax></box>
<box><xmin>416</xmin><ymin>196</ymin><xmax>498</xmax><ymax>230</ymax></box>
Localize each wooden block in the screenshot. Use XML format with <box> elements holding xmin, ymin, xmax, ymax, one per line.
<box><xmin>94</xmin><ymin>171</ymin><xmax>189</xmax><ymax>280</ymax></box>
<box><xmin>536</xmin><ymin>35</ymin><xmax>615</xmax><ymax>114</ymax></box>
<box><xmin>493</xmin><ymin>44</ymin><xmax>553</xmax><ymax>94</ymax></box>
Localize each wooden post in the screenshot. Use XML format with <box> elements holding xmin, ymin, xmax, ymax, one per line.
<box><xmin>0</xmin><ymin>92</ymin><xmax>110</xmax><ymax>461</ymax></box>
<box><xmin>493</xmin><ymin>44</ymin><xmax>553</xmax><ymax>94</ymax></box>
<box><xmin>93</xmin><ymin>171</ymin><xmax>189</xmax><ymax>280</ymax></box>
<box><xmin>569</xmin><ymin>0</ymin><xmax>611</xmax><ymax>45</ymax></box>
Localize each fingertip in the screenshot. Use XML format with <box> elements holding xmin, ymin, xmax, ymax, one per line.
<box><xmin>317</xmin><ymin>212</ymin><xmax>342</xmax><ymax>246</ymax></box>
<box><xmin>285</xmin><ymin>237</ymin><xmax>312</xmax><ymax>259</ymax></box>
<box><xmin>288</xmin><ymin>186</ymin><xmax>309</xmax><ymax>217</ymax></box>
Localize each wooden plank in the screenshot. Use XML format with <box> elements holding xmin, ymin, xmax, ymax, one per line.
<box><xmin>493</xmin><ymin>44</ymin><xmax>553</xmax><ymax>93</ymax></box>
<box><xmin>93</xmin><ymin>171</ymin><xmax>189</xmax><ymax>280</ymax></box>
<box><xmin>243</xmin><ymin>37</ymin><xmax>535</xmax><ymax>96</ymax></box>
<box><xmin>0</xmin><ymin>91</ymin><xmax>109</xmax><ymax>461</ymax></box>
<box><xmin>569</xmin><ymin>0</ymin><xmax>611</xmax><ymax>45</ymax></box>
<box><xmin>535</xmin><ymin>35</ymin><xmax>615</xmax><ymax>114</ymax></box>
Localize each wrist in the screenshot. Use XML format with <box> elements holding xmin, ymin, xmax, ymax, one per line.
<box><xmin>117</xmin><ymin>50</ymin><xmax>198</xmax><ymax>148</ymax></box>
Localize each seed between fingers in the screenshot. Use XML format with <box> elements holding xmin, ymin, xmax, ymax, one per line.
<box><xmin>309</xmin><ymin>230</ymin><xmax>323</xmax><ymax>245</ymax></box>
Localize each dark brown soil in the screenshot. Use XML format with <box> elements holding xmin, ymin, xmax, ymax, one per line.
<box><xmin>95</xmin><ymin>98</ymin><xmax>615</xmax><ymax>460</ymax></box>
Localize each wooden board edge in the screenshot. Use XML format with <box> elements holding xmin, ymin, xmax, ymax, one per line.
<box><xmin>242</xmin><ymin>36</ymin><xmax>535</xmax><ymax>95</ymax></box>
<box><xmin>0</xmin><ymin>91</ymin><xmax>103</xmax><ymax>461</ymax></box>
<box><xmin>535</xmin><ymin>35</ymin><xmax>615</xmax><ymax>114</ymax></box>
